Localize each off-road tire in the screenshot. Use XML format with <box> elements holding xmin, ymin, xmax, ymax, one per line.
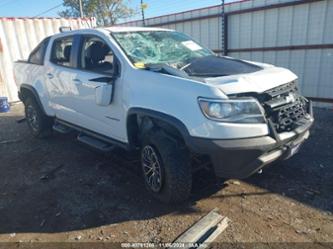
<box><xmin>141</xmin><ymin>129</ymin><xmax>192</xmax><ymax>203</ymax></box>
<box><xmin>24</xmin><ymin>97</ymin><xmax>53</xmax><ymax>138</ymax></box>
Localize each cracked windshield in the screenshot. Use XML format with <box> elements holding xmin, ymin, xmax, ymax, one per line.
<box><xmin>112</xmin><ymin>31</ymin><xmax>214</xmax><ymax>68</ymax></box>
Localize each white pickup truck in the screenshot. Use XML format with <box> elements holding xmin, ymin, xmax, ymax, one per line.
<box><xmin>14</xmin><ymin>27</ymin><xmax>314</xmax><ymax>203</ymax></box>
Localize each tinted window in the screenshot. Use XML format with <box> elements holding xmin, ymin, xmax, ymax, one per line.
<box><xmin>51</xmin><ymin>37</ymin><xmax>74</xmax><ymax>67</ymax></box>
<box><xmin>80</xmin><ymin>36</ymin><xmax>114</xmax><ymax>74</ymax></box>
<box><xmin>28</xmin><ymin>37</ymin><xmax>50</xmax><ymax>65</ymax></box>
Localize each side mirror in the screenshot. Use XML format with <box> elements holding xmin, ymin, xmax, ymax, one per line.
<box><xmin>90</xmin><ymin>59</ymin><xmax>119</xmax><ymax>106</ymax></box>
<box><xmin>95</xmin><ymin>84</ymin><xmax>113</xmax><ymax>106</ymax></box>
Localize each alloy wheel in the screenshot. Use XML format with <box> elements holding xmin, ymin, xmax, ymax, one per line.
<box><xmin>141</xmin><ymin>145</ymin><xmax>163</xmax><ymax>193</ymax></box>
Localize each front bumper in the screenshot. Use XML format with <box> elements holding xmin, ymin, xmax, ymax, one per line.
<box><xmin>187</xmin><ymin>113</ymin><xmax>314</xmax><ymax>179</ymax></box>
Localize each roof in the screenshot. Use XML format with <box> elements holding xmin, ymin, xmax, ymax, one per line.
<box><xmin>101</xmin><ymin>26</ymin><xmax>172</xmax><ymax>32</ymax></box>
<box><xmin>48</xmin><ymin>26</ymin><xmax>172</xmax><ymax>39</ymax></box>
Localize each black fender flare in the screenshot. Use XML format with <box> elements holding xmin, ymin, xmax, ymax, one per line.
<box><xmin>127</xmin><ymin>107</ymin><xmax>192</xmax><ymax>147</ymax></box>
<box><xmin>19</xmin><ymin>84</ymin><xmax>47</xmax><ymax>115</ymax></box>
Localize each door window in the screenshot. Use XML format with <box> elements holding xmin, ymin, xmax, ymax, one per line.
<box><xmin>28</xmin><ymin>37</ymin><xmax>50</xmax><ymax>65</ymax></box>
<box><xmin>51</xmin><ymin>37</ymin><xmax>74</xmax><ymax>67</ymax></box>
<box><xmin>80</xmin><ymin>37</ymin><xmax>114</xmax><ymax>74</ymax></box>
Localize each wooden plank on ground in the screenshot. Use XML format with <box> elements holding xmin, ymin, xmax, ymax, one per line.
<box><xmin>170</xmin><ymin>208</ymin><xmax>230</xmax><ymax>249</ymax></box>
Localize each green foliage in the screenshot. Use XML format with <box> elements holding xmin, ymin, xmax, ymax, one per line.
<box><xmin>59</xmin><ymin>0</ymin><xmax>136</xmax><ymax>25</ymax></box>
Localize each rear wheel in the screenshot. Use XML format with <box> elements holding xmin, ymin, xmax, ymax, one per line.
<box><xmin>24</xmin><ymin>97</ymin><xmax>53</xmax><ymax>138</ymax></box>
<box><xmin>141</xmin><ymin>129</ymin><xmax>192</xmax><ymax>203</ymax></box>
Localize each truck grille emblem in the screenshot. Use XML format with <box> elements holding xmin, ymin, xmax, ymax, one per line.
<box><xmin>285</xmin><ymin>93</ymin><xmax>296</xmax><ymax>103</ymax></box>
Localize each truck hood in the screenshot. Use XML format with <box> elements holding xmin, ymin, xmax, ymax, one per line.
<box><xmin>145</xmin><ymin>56</ymin><xmax>297</xmax><ymax>95</ymax></box>
<box><xmin>203</xmin><ymin>61</ymin><xmax>297</xmax><ymax>95</ymax></box>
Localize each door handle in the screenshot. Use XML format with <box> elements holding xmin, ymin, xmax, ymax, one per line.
<box><xmin>73</xmin><ymin>79</ymin><xmax>82</xmax><ymax>85</ymax></box>
<box><xmin>89</xmin><ymin>77</ymin><xmax>114</xmax><ymax>84</ymax></box>
<box><xmin>47</xmin><ymin>73</ymin><xmax>54</xmax><ymax>79</ymax></box>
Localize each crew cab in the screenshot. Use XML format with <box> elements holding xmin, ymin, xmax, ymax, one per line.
<box><xmin>14</xmin><ymin>27</ymin><xmax>314</xmax><ymax>203</ymax></box>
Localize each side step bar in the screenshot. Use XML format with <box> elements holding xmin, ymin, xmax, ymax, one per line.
<box><xmin>53</xmin><ymin>123</ymin><xmax>72</xmax><ymax>134</ymax></box>
<box><xmin>55</xmin><ymin>119</ymin><xmax>129</xmax><ymax>150</ymax></box>
<box><xmin>77</xmin><ymin>133</ymin><xmax>115</xmax><ymax>152</ymax></box>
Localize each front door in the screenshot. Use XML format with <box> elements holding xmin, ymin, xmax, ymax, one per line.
<box><xmin>69</xmin><ymin>35</ymin><xmax>124</xmax><ymax>141</ymax></box>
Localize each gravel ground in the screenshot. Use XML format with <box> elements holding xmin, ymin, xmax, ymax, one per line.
<box><xmin>0</xmin><ymin>103</ymin><xmax>332</xmax><ymax>247</ymax></box>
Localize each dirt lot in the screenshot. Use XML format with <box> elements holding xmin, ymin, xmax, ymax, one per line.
<box><xmin>0</xmin><ymin>103</ymin><xmax>332</xmax><ymax>247</ymax></box>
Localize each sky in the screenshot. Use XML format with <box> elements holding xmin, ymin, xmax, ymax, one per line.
<box><xmin>0</xmin><ymin>0</ymin><xmax>232</xmax><ymax>21</ymax></box>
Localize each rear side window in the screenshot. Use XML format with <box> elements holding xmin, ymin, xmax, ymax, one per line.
<box><xmin>50</xmin><ymin>36</ymin><xmax>74</xmax><ymax>67</ymax></box>
<box><xmin>28</xmin><ymin>37</ymin><xmax>50</xmax><ymax>65</ymax></box>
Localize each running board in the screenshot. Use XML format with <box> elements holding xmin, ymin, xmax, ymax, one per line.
<box><xmin>53</xmin><ymin>123</ymin><xmax>72</xmax><ymax>134</ymax></box>
<box><xmin>77</xmin><ymin>133</ymin><xmax>115</xmax><ymax>152</ymax></box>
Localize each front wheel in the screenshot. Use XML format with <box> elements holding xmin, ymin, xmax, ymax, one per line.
<box><xmin>141</xmin><ymin>129</ymin><xmax>192</xmax><ymax>203</ymax></box>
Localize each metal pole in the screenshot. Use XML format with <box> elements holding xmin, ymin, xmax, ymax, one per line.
<box><xmin>141</xmin><ymin>0</ymin><xmax>146</xmax><ymax>26</ymax></box>
<box><xmin>79</xmin><ymin>0</ymin><xmax>84</xmax><ymax>18</ymax></box>
<box><xmin>221</xmin><ymin>0</ymin><xmax>225</xmax><ymax>55</ymax></box>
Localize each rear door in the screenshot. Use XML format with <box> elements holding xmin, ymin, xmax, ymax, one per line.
<box><xmin>45</xmin><ymin>35</ymin><xmax>82</xmax><ymax>123</ymax></box>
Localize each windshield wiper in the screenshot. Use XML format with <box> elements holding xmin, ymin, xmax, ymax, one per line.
<box><xmin>145</xmin><ymin>63</ymin><xmax>191</xmax><ymax>79</ymax></box>
<box><xmin>142</xmin><ymin>63</ymin><xmax>206</xmax><ymax>83</ymax></box>
<box><xmin>187</xmin><ymin>73</ymin><xmax>229</xmax><ymax>77</ymax></box>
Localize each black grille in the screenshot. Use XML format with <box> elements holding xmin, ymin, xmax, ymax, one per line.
<box><xmin>261</xmin><ymin>81</ymin><xmax>309</xmax><ymax>133</ymax></box>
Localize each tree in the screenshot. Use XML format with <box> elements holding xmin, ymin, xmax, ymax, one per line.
<box><xmin>59</xmin><ymin>0</ymin><xmax>136</xmax><ymax>26</ymax></box>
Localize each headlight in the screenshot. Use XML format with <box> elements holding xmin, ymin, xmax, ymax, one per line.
<box><xmin>198</xmin><ymin>98</ymin><xmax>266</xmax><ymax>123</ymax></box>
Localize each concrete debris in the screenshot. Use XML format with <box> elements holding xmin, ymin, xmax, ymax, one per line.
<box><xmin>75</xmin><ymin>235</ymin><xmax>82</xmax><ymax>241</ymax></box>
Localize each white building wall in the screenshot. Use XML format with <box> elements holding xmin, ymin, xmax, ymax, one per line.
<box><xmin>0</xmin><ymin>17</ymin><xmax>96</xmax><ymax>101</ymax></box>
<box><xmin>227</xmin><ymin>0</ymin><xmax>333</xmax><ymax>101</ymax></box>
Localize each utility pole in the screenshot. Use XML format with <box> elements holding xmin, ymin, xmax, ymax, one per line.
<box><xmin>141</xmin><ymin>0</ymin><xmax>146</xmax><ymax>26</ymax></box>
<box><xmin>79</xmin><ymin>0</ymin><xmax>84</xmax><ymax>18</ymax></box>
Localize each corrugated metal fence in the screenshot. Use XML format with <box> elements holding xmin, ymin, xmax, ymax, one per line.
<box><xmin>121</xmin><ymin>0</ymin><xmax>333</xmax><ymax>106</ymax></box>
<box><xmin>0</xmin><ymin>17</ymin><xmax>96</xmax><ymax>102</ymax></box>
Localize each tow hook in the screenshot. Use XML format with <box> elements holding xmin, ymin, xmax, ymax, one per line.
<box><xmin>257</xmin><ymin>169</ymin><xmax>263</xmax><ymax>174</ymax></box>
